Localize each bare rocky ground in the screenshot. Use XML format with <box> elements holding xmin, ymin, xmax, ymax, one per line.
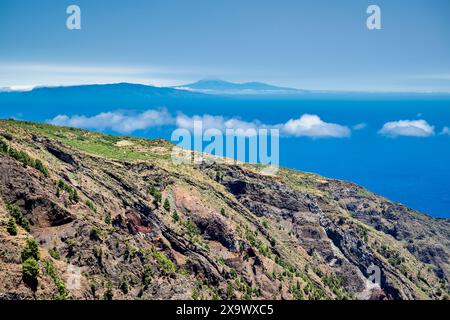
<box><xmin>0</xmin><ymin>119</ymin><xmax>448</xmax><ymax>300</ymax></box>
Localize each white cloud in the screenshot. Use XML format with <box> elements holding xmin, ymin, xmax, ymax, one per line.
<box><xmin>281</xmin><ymin>114</ymin><xmax>351</xmax><ymax>138</ymax></box>
<box><xmin>177</xmin><ymin>113</ymin><xmax>350</xmax><ymax>138</ymax></box>
<box><xmin>175</xmin><ymin>114</ymin><xmax>263</xmax><ymax>137</ymax></box>
<box><xmin>48</xmin><ymin>109</ymin><xmax>174</xmax><ymax>134</ymax></box>
<box><xmin>48</xmin><ymin>109</ymin><xmax>352</xmax><ymax>139</ymax></box>
<box><xmin>353</xmin><ymin>123</ymin><xmax>367</xmax><ymax>130</ymax></box>
<box><xmin>440</xmin><ymin>127</ymin><xmax>450</xmax><ymax>136</ymax></box>
<box><xmin>378</xmin><ymin>119</ymin><xmax>435</xmax><ymax>137</ymax></box>
<box><xmin>176</xmin><ymin>114</ymin><xmax>262</xmax><ymax>131</ymax></box>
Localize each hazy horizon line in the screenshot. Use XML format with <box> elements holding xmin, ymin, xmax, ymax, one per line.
<box><xmin>2</xmin><ymin>81</ymin><xmax>450</xmax><ymax>95</ymax></box>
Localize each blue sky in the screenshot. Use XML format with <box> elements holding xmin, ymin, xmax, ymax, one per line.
<box><xmin>0</xmin><ymin>0</ymin><xmax>449</xmax><ymax>91</ymax></box>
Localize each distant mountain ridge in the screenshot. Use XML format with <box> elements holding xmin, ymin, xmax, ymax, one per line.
<box><xmin>0</xmin><ymin>81</ymin><xmax>305</xmax><ymax>120</ymax></box>
<box><xmin>0</xmin><ymin>82</ymin><xmax>210</xmax><ymax>118</ymax></box>
<box><xmin>174</xmin><ymin>79</ymin><xmax>306</xmax><ymax>94</ymax></box>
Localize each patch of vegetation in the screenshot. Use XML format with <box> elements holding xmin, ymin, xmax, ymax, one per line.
<box><xmin>163</xmin><ymin>198</ymin><xmax>170</xmax><ymax>211</ymax></box>
<box><xmin>22</xmin><ymin>257</ymin><xmax>39</xmax><ymax>289</ymax></box>
<box><xmin>379</xmin><ymin>244</ymin><xmax>405</xmax><ymax>267</ymax></box>
<box><xmin>85</xmin><ymin>199</ymin><xmax>97</xmax><ymax>213</ymax></box>
<box><xmin>257</xmin><ymin>242</ymin><xmax>271</xmax><ymax>257</ymax></box>
<box><xmin>57</xmin><ymin>179</ymin><xmax>79</xmax><ymax>202</ymax></box>
<box><xmin>2</xmin><ymin>120</ymin><xmax>172</xmax><ymax>163</ymax></box>
<box><xmin>323</xmin><ymin>273</ymin><xmax>351</xmax><ymax>300</ymax></box>
<box><xmin>244</xmin><ymin>227</ymin><xmax>257</xmax><ymax>247</ymax></box>
<box><xmin>358</xmin><ymin>188</ymin><xmax>372</xmax><ymax>198</ymax></box>
<box><xmin>289</xmin><ymin>280</ymin><xmax>304</xmax><ymax>300</ymax></box>
<box><xmin>148</xmin><ymin>186</ymin><xmax>162</xmax><ymax>206</ymax></box>
<box><xmin>6</xmin><ymin>217</ymin><xmax>17</xmax><ymax>236</ymax></box>
<box><xmin>191</xmin><ymin>286</ymin><xmax>200</xmax><ymax>300</ymax></box>
<box><xmin>142</xmin><ymin>265</ymin><xmax>153</xmax><ymax>287</ymax></box>
<box><xmin>21</xmin><ymin>238</ymin><xmax>40</xmax><ymax>262</ymax></box>
<box><xmin>273</xmin><ymin>254</ymin><xmax>298</xmax><ymax>275</ymax></box>
<box><xmin>21</xmin><ymin>237</ymin><xmax>40</xmax><ymax>289</ymax></box>
<box><xmin>356</xmin><ymin>226</ymin><xmax>369</xmax><ymax>243</ymax></box>
<box><xmin>215</xmin><ymin>171</ymin><xmax>223</xmax><ymax>183</ymax></box>
<box><xmin>220</xmin><ymin>208</ymin><xmax>227</xmax><ymax>217</ymax></box>
<box><xmin>7</xmin><ymin>204</ymin><xmax>30</xmax><ymax>232</ymax></box>
<box><xmin>185</xmin><ymin>219</ymin><xmax>200</xmax><ymax>238</ymax></box>
<box><xmin>226</xmin><ymin>283</ymin><xmax>235</xmax><ymax>300</ymax></box>
<box><xmin>104</xmin><ymin>212</ymin><xmax>111</xmax><ymax>225</ymax></box>
<box><xmin>124</xmin><ymin>241</ymin><xmax>138</xmax><ymax>260</ymax></box>
<box><xmin>89</xmin><ymin>279</ymin><xmax>97</xmax><ymax>297</ymax></box>
<box><xmin>178</xmin><ymin>267</ymin><xmax>189</xmax><ymax>277</ymax></box>
<box><xmin>66</xmin><ymin>239</ymin><xmax>76</xmax><ymax>256</ymax></box>
<box><xmin>49</xmin><ymin>246</ymin><xmax>61</xmax><ymax>260</ymax></box>
<box><xmin>34</xmin><ymin>159</ymin><xmax>49</xmax><ymax>177</ymax></box>
<box><xmin>104</xmin><ymin>279</ymin><xmax>113</xmax><ymax>300</ymax></box>
<box><xmin>0</xmin><ymin>138</ymin><xmax>49</xmax><ymax>177</ymax></box>
<box><xmin>44</xmin><ymin>259</ymin><xmax>68</xmax><ymax>300</ymax></box>
<box><xmin>90</xmin><ymin>226</ymin><xmax>103</xmax><ymax>241</ymax></box>
<box><xmin>182</xmin><ymin>219</ymin><xmax>209</xmax><ymax>250</ymax></box>
<box><xmin>172</xmin><ymin>210</ymin><xmax>179</xmax><ymax>223</ymax></box>
<box><xmin>93</xmin><ymin>245</ymin><xmax>103</xmax><ymax>262</ymax></box>
<box><xmin>119</xmin><ymin>275</ymin><xmax>129</xmax><ymax>294</ymax></box>
<box><xmin>235</xmin><ymin>277</ymin><xmax>261</xmax><ymax>300</ymax></box>
<box><xmin>144</xmin><ymin>247</ymin><xmax>176</xmax><ymax>274</ymax></box>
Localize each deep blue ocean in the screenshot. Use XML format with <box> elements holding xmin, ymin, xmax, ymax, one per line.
<box><xmin>1</xmin><ymin>86</ymin><xmax>449</xmax><ymax>217</ymax></box>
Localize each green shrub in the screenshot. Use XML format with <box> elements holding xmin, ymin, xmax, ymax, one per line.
<box><xmin>245</xmin><ymin>228</ymin><xmax>257</xmax><ymax>247</ymax></box>
<box><xmin>142</xmin><ymin>265</ymin><xmax>153</xmax><ymax>286</ymax></box>
<box><xmin>172</xmin><ymin>210</ymin><xmax>179</xmax><ymax>223</ymax></box>
<box><xmin>21</xmin><ymin>238</ymin><xmax>40</xmax><ymax>262</ymax></box>
<box><xmin>57</xmin><ymin>179</ymin><xmax>65</xmax><ymax>189</ymax></box>
<box><xmin>90</xmin><ymin>227</ymin><xmax>102</xmax><ymax>241</ymax></box>
<box><xmin>34</xmin><ymin>159</ymin><xmax>49</xmax><ymax>177</ymax></box>
<box><xmin>93</xmin><ymin>245</ymin><xmax>103</xmax><ymax>262</ymax></box>
<box><xmin>104</xmin><ymin>280</ymin><xmax>113</xmax><ymax>300</ymax></box>
<box><xmin>7</xmin><ymin>204</ymin><xmax>30</xmax><ymax>232</ymax></box>
<box><xmin>289</xmin><ymin>281</ymin><xmax>304</xmax><ymax>300</ymax></box>
<box><xmin>145</xmin><ymin>247</ymin><xmax>176</xmax><ymax>274</ymax></box>
<box><xmin>148</xmin><ymin>186</ymin><xmax>162</xmax><ymax>205</ymax></box>
<box><xmin>7</xmin><ymin>217</ymin><xmax>17</xmax><ymax>236</ymax></box>
<box><xmin>163</xmin><ymin>198</ymin><xmax>170</xmax><ymax>211</ymax></box>
<box><xmin>120</xmin><ymin>275</ymin><xmax>129</xmax><ymax>294</ymax></box>
<box><xmin>185</xmin><ymin>219</ymin><xmax>200</xmax><ymax>238</ymax></box>
<box><xmin>66</xmin><ymin>239</ymin><xmax>76</xmax><ymax>256</ymax></box>
<box><xmin>70</xmin><ymin>189</ymin><xmax>79</xmax><ymax>202</ymax></box>
<box><xmin>57</xmin><ymin>179</ymin><xmax>79</xmax><ymax>203</ymax></box>
<box><xmin>215</xmin><ymin>171</ymin><xmax>223</xmax><ymax>182</ymax></box>
<box><xmin>22</xmin><ymin>257</ymin><xmax>39</xmax><ymax>289</ymax></box>
<box><xmin>90</xmin><ymin>280</ymin><xmax>97</xmax><ymax>297</ymax></box>
<box><xmin>104</xmin><ymin>213</ymin><xmax>111</xmax><ymax>224</ymax></box>
<box><xmin>85</xmin><ymin>199</ymin><xmax>96</xmax><ymax>213</ymax></box>
<box><xmin>226</xmin><ymin>283</ymin><xmax>234</xmax><ymax>300</ymax></box>
<box><xmin>49</xmin><ymin>246</ymin><xmax>61</xmax><ymax>260</ymax></box>
<box><xmin>0</xmin><ymin>138</ymin><xmax>9</xmax><ymax>153</ymax></box>
<box><xmin>191</xmin><ymin>286</ymin><xmax>200</xmax><ymax>300</ymax></box>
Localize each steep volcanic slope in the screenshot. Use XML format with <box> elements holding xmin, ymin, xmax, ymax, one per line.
<box><xmin>0</xmin><ymin>119</ymin><xmax>448</xmax><ymax>300</ymax></box>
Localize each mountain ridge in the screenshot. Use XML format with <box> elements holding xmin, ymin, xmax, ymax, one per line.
<box><xmin>174</xmin><ymin>79</ymin><xmax>306</xmax><ymax>94</ymax></box>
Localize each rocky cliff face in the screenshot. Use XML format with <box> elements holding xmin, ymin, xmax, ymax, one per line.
<box><xmin>0</xmin><ymin>119</ymin><xmax>448</xmax><ymax>300</ymax></box>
